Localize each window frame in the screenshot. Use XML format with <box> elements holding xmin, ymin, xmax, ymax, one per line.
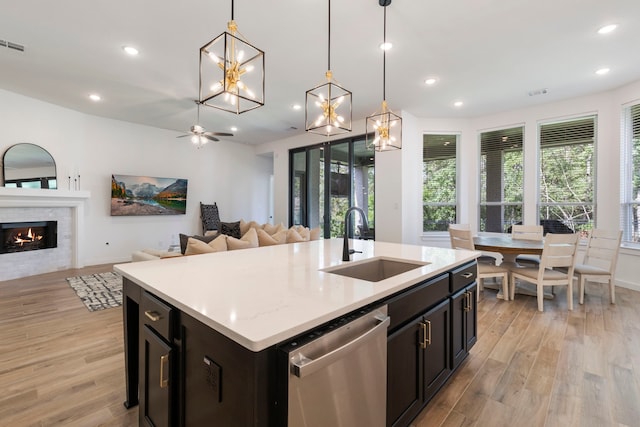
<box><xmin>621</xmin><ymin>102</ymin><xmax>640</xmax><ymax>246</ymax></box>
<box><xmin>537</xmin><ymin>115</ymin><xmax>597</xmax><ymax>235</ymax></box>
<box><xmin>422</xmin><ymin>133</ymin><xmax>460</xmax><ymax>232</ymax></box>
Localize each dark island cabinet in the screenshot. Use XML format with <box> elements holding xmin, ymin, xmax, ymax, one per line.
<box><xmin>139</xmin><ymin>290</ymin><xmax>178</xmax><ymax>427</ymax></box>
<box><xmin>121</xmin><ymin>261</ymin><xmax>478</xmax><ymax>427</ymax></box>
<box><xmin>385</xmin><ymin>261</ymin><xmax>477</xmax><ymax>427</ymax></box>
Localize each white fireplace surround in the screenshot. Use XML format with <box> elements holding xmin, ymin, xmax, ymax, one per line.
<box><xmin>0</xmin><ymin>188</ymin><xmax>90</xmax><ymax>280</ymax></box>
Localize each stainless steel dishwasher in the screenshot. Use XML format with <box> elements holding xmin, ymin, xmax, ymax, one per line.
<box><xmin>282</xmin><ymin>304</ymin><xmax>389</xmax><ymax>427</ymax></box>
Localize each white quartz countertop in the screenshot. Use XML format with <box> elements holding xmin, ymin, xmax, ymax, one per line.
<box><xmin>114</xmin><ymin>239</ymin><xmax>479</xmax><ymax>352</ymax></box>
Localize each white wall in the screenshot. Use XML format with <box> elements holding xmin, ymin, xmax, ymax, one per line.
<box><xmin>0</xmin><ymin>89</ymin><xmax>273</xmax><ymax>266</ymax></box>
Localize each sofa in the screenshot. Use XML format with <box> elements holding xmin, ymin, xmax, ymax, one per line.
<box><xmin>131</xmin><ymin>219</ymin><xmax>321</xmax><ymax>262</ymax></box>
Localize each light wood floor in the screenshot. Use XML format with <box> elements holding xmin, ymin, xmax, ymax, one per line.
<box><xmin>1</xmin><ymin>266</ymin><xmax>639</xmax><ymax>426</ymax></box>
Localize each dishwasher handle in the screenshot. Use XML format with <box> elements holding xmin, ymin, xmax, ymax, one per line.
<box><xmin>291</xmin><ymin>314</ymin><xmax>390</xmax><ymax>378</ymax></box>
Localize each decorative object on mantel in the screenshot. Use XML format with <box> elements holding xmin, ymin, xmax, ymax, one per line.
<box><xmin>66</xmin><ymin>272</ymin><xmax>122</xmax><ymax>312</ymax></box>
<box><xmin>305</xmin><ymin>0</ymin><xmax>352</xmax><ymax>137</ymax></box>
<box><xmin>177</xmin><ymin>101</ymin><xmax>234</xmax><ymax>148</ymax></box>
<box><xmin>2</xmin><ymin>143</ymin><xmax>57</xmax><ymax>189</ymax></box>
<box><xmin>366</xmin><ymin>0</ymin><xmax>402</xmax><ymax>152</ymax></box>
<box><xmin>111</xmin><ymin>174</ymin><xmax>188</xmax><ymax>216</ymax></box>
<box><xmin>198</xmin><ymin>0</ymin><xmax>265</xmax><ymax>114</ymax></box>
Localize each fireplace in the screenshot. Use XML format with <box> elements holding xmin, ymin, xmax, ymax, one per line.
<box><xmin>0</xmin><ymin>221</ymin><xmax>57</xmax><ymax>254</ymax></box>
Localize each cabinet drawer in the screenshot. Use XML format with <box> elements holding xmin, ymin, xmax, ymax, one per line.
<box><xmin>387</xmin><ymin>273</ymin><xmax>449</xmax><ymax>331</ymax></box>
<box><xmin>450</xmin><ymin>262</ymin><xmax>477</xmax><ymax>293</ymax></box>
<box><xmin>141</xmin><ymin>291</ymin><xmax>174</xmax><ymax>342</ymax></box>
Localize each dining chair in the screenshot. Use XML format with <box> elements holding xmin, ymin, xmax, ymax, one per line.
<box><xmin>510</xmin><ymin>233</ymin><xmax>579</xmax><ymax>311</ymax></box>
<box><xmin>449</xmin><ymin>224</ymin><xmax>510</xmax><ymax>300</ymax></box>
<box><xmin>511</xmin><ymin>224</ymin><xmax>544</xmax><ymax>266</ymax></box>
<box><xmin>572</xmin><ymin>229</ymin><xmax>622</xmax><ymax>304</ymax></box>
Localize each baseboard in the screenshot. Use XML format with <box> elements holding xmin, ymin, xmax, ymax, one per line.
<box><xmin>616</xmin><ymin>279</ymin><xmax>640</xmax><ymax>292</ymax></box>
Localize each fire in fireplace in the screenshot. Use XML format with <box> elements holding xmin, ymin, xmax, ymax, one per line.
<box><xmin>0</xmin><ymin>221</ymin><xmax>57</xmax><ymax>254</ymax></box>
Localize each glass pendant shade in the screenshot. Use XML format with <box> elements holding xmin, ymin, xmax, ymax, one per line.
<box><xmin>305</xmin><ymin>71</ymin><xmax>352</xmax><ymax>136</ymax></box>
<box><xmin>366</xmin><ymin>100</ymin><xmax>402</xmax><ymax>151</ymax></box>
<box><xmin>199</xmin><ymin>20</ymin><xmax>265</xmax><ymax>114</ymax></box>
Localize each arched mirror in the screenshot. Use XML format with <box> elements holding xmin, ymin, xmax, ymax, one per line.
<box><xmin>2</xmin><ymin>143</ymin><xmax>57</xmax><ymax>189</ymax></box>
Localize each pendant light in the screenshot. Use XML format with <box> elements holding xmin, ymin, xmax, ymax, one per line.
<box><xmin>366</xmin><ymin>0</ymin><xmax>402</xmax><ymax>151</ymax></box>
<box><xmin>305</xmin><ymin>0</ymin><xmax>352</xmax><ymax>136</ymax></box>
<box><xmin>199</xmin><ymin>0</ymin><xmax>265</xmax><ymax>114</ymax></box>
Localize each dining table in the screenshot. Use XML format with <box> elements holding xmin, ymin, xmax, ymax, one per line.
<box><xmin>473</xmin><ymin>235</ymin><xmax>553</xmax><ymax>300</ymax></box>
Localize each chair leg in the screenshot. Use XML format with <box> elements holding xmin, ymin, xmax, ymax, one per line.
<box><xmin>567</xmin><ymin>279</ymin><xmax>573</xmax><ymax>311</ymax></box>
<box><xmin>537</xmin><ymin>282</ymin><xmax>544</xmax><ymax>312</ymax></box>
<box><xmin>477</xmin><ymin>278</ymin><xmax>483</xmax><ymax>301</ymax></box>
<box><xmin>579</xmin><ymin>276</ymin><xmax>585</xmax><ymax>305</ymax></box>
<box><xmin>509</xmin><ymin>273</ymin><xmax>515</xmax><ymax>301</ymax></box>
<box><xmin>609</xmin><ymin>278</ymin><xmax>616</xmax><ymax>304</ymax></box>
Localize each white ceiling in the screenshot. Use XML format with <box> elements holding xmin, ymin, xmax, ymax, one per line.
<box><xmin>1</xmin><ymin>0</ymin><xmax>639</xmax><ymax>145</ymax></box>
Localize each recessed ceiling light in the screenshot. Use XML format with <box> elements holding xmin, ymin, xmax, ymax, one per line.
<box><xmin>89</xmin><ymin>94</ymin><xmax>101</xmax><ymax>101</ymax></box>
<box><xmin>424</xmin><ymin>78</ymin><xmax>438</xmax><ymax>86</ymax></box>
<box><xmin>597</xmin><ymin>24</ymin><xmax>617</xmax><ymax>34</ymax></box>
<box><xmin>230</xmin><ymin>126</ymin><xmax>238</xmax><ymax>132</ymax></box>
<box><xmin>122</xmin><ymin>46</ymin><xmax>139</xmax><ymax>56</ymax></box>
<box><xmin>292</xmin><ymin>104</ymin><xmax>302</xmax><ymax>110</ymax></box>
<box><xmin>379</xmin><ymin>42</ymin><xmax>393</xmax><ymax>50</ymax></box>
<box><xmin>454</xmin><ymin>101</ymin><xmax>464</xmax><ymax>107</ymax></box>
<box><xmin>595</xmin><ymin>68</ymin><xmax>610</xmax><ymax>75</ymax></box>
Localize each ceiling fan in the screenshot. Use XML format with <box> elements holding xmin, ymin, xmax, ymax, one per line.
<box><xmin>177</xmin><ymin>101</ymin><xmax>233</xmax><ymax>147</ymax></box>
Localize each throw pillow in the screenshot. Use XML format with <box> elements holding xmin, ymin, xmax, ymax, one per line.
<box><xmin>286</xmin><ymin>227</ymin><xmax>307</xmax><ymax>243</ymax></box>
<box><xmin>219</xmin><ymin>221</ymin><xmax>242</xmax><ymax>239</ymax></box>
<box><xmin>239</xmin><ymin>219</ymin><xmax>250</xmax><ymax>236</ymax></box>
<box><xmin>310</xmin><ymin>227</ymin><xmax>321</xmax><ymax>240</ymax></box>
<box><xmin>298</xmin><ymin>227</ymin><xmax>311</xmax><ymax>241</ymax></box>
<box><xmin>257</xmin><ymin>228</ymin><xmax>287</xmax><ymax>246</ymax></box>
<box><xmin>184</xmin><ymin>234</ymin><xmax>228</xmax><ymax>255</ymax></box>
<box><xmin>179</xmin><ymin>232</ymin><xmax>218</xmax><ymax>254</ymax></box>
<box><xmin>227</xmin><ymin>227</ymin><xmax>259</xmax><ymax>250</ymax></box>
<box><xmin>263</xmin><ymin>222</ymin><xmax>285</xmax><ymax>235</ymax></box>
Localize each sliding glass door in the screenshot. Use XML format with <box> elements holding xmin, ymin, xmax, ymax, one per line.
<box><xmin>290</xmin><ymin>135</ymin><xmax>374</xmax><ymax>239</ymax></box>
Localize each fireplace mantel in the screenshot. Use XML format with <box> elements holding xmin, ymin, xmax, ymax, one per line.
<box><xmin>0</xmin><ymin>187</ymin><xmax>90</xmax><ymax>206</ymax></box>
<box><xmin>0</xmin><ymin>187</ymin><xmax>90</xmax><ymax>275</ymax></box>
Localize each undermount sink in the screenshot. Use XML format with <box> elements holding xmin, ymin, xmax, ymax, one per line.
<box><xmin>321</xmin><ymin>257</ymin><xmax>430</xmax><ymax>282</ymax></box>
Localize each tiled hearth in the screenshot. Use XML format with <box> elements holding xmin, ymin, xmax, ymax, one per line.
<box><xmin>0</xmin><ymin>188</ymin><xmax>90</xmax><ymax>281</ymax></box>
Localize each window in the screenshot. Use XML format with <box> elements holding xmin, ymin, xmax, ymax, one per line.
<box><xmin>621</xmin><ymin>103</ymin><xmax>640</xmax><ymax>244</ymax></box>
<box><xmin>538</xmin><ymin>116</ymin><xmax>595</xmax><ymax>235</ymax></box>
<box><xmin>479</xmin><ymin>126</ymin><xmax>524</xmax><ymax>232</ymax></box>
<box><xmin>289</xmin><ymin>135</ymin><xmax>374</xmax><ymax>239</ymax></box>
<box><xmin>423</xmin><ymin>134</ymin><xmax>458</xmax><ymax>231</ymax></box>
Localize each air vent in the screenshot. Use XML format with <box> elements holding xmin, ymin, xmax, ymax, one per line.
<box><xmin>0</xmin><ymin>39</ymin><xmax>25</xmax><ymax>52</ymax></box>
<box><xmin>528</xmin><ymin>88</ymin><xmax>548</xmax><ymax>97</ymax></box>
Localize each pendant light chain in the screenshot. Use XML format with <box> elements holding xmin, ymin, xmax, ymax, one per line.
<box><xmin>383</xmin><ymin>6</ymin><xmax>386</xmax><ymax>102</ymax></box>
<box><xmin>328</xmin><ymin>0</ymin><xmax>331</xmax><ymax>71</ymax></box>
<box><xmin>231</xmin><ymin>0</ymin><xmax>234</xmax><ymax>20</ymax></box>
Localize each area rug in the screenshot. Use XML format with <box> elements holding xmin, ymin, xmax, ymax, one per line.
<box><xmin>66</xmin><ymin>272</ymin><xmax>123</xmax><ymax>312</ymax></box>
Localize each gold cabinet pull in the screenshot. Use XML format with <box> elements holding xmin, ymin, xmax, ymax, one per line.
<box><xmin>461</xmin><ymin>272</ymin><xmax>474</xmax><ymax>279</ymax></box>
<box><xmin>160</xmin><ymin>354</ymin><xmax>169</xmax><ymax>388</ymax></box>
<box><xmin>419</xmin><ymin>322</ymin><xmax>427</xmax><ymax>349</ymax></box>
<box><xmin>420</xmin><ymin>320</ymin><xmax>432</xmax><ymax>348</ymax></box>
<box><xmin>425</xmin><ymin>320</ymin><xmax>432</xmax><ymax>346</ymax></box>
<box><xmin>464</xmin><ymin>292</ymin><xmax>471</xmax><ymax>312</ymax></box>
<box><xmin>145</xmin><ymin>310</ymin><xmax>161</xmax><ymax>322</ymax></box>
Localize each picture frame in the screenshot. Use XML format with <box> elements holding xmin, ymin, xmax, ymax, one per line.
<box><xmin>111</xmin><ymin>174</ymin><xmax>188</xmax><ymax>216</ymax></box>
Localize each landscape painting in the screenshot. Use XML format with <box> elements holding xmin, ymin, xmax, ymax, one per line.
<box><xmin>111</xmin><ymin>174</ymin><xmax>188</xmax><ymax>216</ymax></box>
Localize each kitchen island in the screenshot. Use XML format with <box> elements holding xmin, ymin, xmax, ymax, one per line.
<box><xmin>115</xmin><ymin>238</ymin><xmax>479</xmax><ymax>426</ymax></box>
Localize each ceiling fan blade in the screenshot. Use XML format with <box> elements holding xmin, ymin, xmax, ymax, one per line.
<box><xmin>176</xmin><ymin>134</ymin><xmax>192</xmax><ymax>138</ymax></box>
<box><xmin>203</xmin><ymin>134</ymin><xmax>220</xmax><ymax>142</ymax></box>
<box><xmin>207</xmin><ymin>132</ymin><xmax>234</xmax><ymax>137</ymax></box>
